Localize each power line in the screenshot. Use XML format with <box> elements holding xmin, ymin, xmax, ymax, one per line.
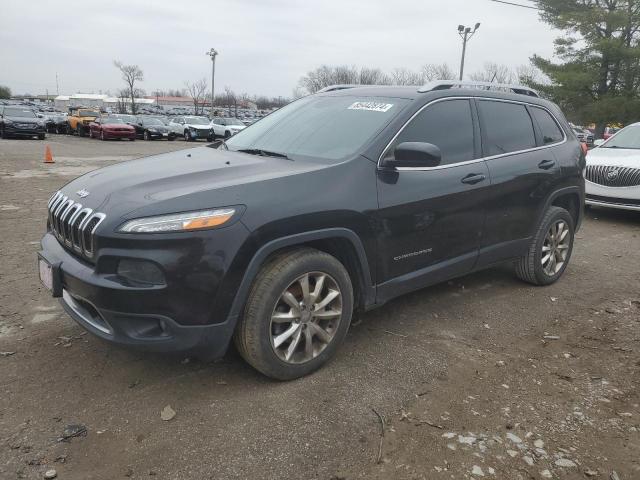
<box><xmin>488</xmin><ymin>0</ymin><xmax>541</xmax><ymax>10</ymax></box>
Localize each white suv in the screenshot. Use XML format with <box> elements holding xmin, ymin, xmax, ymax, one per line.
<box><xmin>169</xmin><ymin>116</ymin><xmax>214</xmax><ymax>142</ymax></box>
<box><xmin>211</xmin><ymin>117</ymin><xmax>246</xmax><ymax>139</ymax></box>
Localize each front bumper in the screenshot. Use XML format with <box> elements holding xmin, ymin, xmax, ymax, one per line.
<box><xmin>38</xmin><ymin>232</ymin><xmax>237</xmax><ymax>358</ymax></box>
<box><xmin>585</xmin><ymin>181</ymin><xmax>640</xmax><ymax>211</ymax></box>
<box><xmin>103</xmin><ymin>130</ymin><xmax>136</xmax><ymax>139</ymax></box>
<box><xmin>188</xmin><ymin>128</ymin><xmax>213</xmax><ymax>139</ymax></box>
<box><xmin>4</xmin><ymin>124</ymin><xmax>44</xmax><ymax>136</ymax></box>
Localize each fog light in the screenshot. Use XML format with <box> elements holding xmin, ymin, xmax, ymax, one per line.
<box><xmin>117</xmin><ymin>259</ymin><xmax>165</xmax><ymax>286</ymax></box>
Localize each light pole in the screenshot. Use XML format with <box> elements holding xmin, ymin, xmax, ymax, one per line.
<box><xmin>458</xmin><ymin>23</ymin><xmax>480</xmax><ymax>81</ymax></box>
<box><xmin>206</xmin><ymin>48</ymin><xmax>218</xmax><ymax>118</ymax></box>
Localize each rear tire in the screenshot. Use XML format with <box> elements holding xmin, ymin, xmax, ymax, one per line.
<box><xmin>38</xmin><ymin>133</ymin><xmax>45</xmax><ymax>140</ymax></box>
<box><xmin>144</xmin><ymin>131</ymin><xmax>150</xmax><ymax>141</ymax></box>
<box><xmin>234</xmin><ymin>248</ymin><xmax>354</xmax><ymax>380</ymax></box>
<box><xmin>515</xmin><ymin>206</ymin><xmax>574</xmax><ymax>286</ymax></box>
<box><xmin>100</xmin><ymin>131</ymin><xmax>105</xmax><ymax>141</ymax></box>
<box><xmin>77</xmin><ymin>125</ymin><xmax>85</xmax><ymax>137</ymax></box>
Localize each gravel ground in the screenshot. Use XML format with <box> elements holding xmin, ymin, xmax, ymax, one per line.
<box><xmin>0</xmin><ymin>135</ymin><xmax>638</xmax><ymax>480</ymax></box>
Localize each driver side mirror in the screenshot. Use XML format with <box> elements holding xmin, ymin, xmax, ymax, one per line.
<box><xmin>382</xmin><ymin>142</ymin><xmax>442</xmax><ymax>169</ymax></box>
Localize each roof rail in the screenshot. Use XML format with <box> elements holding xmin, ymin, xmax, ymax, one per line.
<box><xmin>316</xmin><ymin>84</ymin><xmax>361</xmax><ymax>93</ymax></box>
<box><xmin>418</xmin><ymin>80</ymin><xmax>539</xmax><ymax>98</ymax></box>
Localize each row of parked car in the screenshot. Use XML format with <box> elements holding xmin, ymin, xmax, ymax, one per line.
<box><xmin>0</xmin><ymin>104</ymin><xmax>250</xmax><ymax>142</ymax></box>
<box><xmin>81</xmin><ymin>113</ymin><xmax>247</xmax><ymax>142</ymax></box>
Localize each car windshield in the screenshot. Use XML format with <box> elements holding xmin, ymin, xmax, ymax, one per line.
<box><xmin>102</xmin><ymin>117</ymin><xmax>124</xmax><ymax>124</ymax></box>
<box><xmin>143</xmin><ymin>118</ymin><xmax>164</xmax><ymax>126</ymax></box>
<box><xmin>3</xmin><ymin>108</ymin><xmax>36</xmax><ymax>117</ymax></box>
<box><xmin>79</xmin><ymin>111</ymin><xmax>98</xmax><ymax>117</ymax></box>
<box><xmin>226</xmin><ymin>95</ymin><xmax>409</xmax><ymax>161</ymax></box>
<box><xmin>601</xmin><ymin>125</ymin><xmax>640</xmax><ymax>149</ymax></box>
<box><xmin>225</xmin><ymin>118</ymin><xmax>245</xmax><ymax>126</ymax></box>
<box><xmin>185</xmin><ymin>117</ymin><xmax>210</xmax><ymax>125</ymax></box>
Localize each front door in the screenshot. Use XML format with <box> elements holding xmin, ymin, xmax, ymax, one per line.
<box><xmin>375</xmin><ymin>98</ymin><xmax>490</xmax><ymax>301</ymax></box>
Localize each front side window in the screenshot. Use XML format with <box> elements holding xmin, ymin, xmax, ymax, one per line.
<box><xmin>383</xmin><ymin>99</ymin><xmax>475</xmax><ymax>166</ymax></box>
<box><xmin>530</xmin><ymin>107</ymin><xmax>564</xmax><ymax>145</ymax></box>
<box><xmin>478</xmin><ymin>101</ymin><xmax>536</xmax><ymax>156</ymax></box>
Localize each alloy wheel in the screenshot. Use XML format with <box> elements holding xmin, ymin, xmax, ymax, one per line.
<box><xmin>269</xmin><ymin>272</ymin><xmax>343</xmax><ymax>364</ymax></box>
<box><xmin>541</xmin><ymin>220</ymin><xmax>570</xmax><ymax>276</ymax></box>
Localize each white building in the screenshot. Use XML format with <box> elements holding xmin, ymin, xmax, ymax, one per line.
<box><xmin>54</xmin><ymin>93</ymin><xmax>155</xmax><ymax>111</ymax></box>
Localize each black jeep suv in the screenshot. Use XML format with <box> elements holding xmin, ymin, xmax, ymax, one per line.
<box><xmin>38</xmin><ymin>81</ymin><xmax>585</xmax><ymax>380</ymax></box>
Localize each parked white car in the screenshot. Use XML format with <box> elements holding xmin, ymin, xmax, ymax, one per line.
<box><xmin>168</xmin><ymin>116</ymin><xmax>214</xmax><ymax>142</ymax></box>
<box><xmin>585</xmin><ymin>123</ymin><xmax>640</xmax><ymax>211</ymax></box>
<box><xmin>211</xmin><ymin>117</ymin><xmax>246</xmax><ymax>138</ymax></box>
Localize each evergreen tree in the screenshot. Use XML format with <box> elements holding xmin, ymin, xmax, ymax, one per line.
<box><xmin>532</xmin><ymin>0</ymin><xmax>640</xmax><ymax>134</ymax></box>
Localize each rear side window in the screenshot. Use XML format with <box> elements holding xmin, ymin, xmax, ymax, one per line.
<box><xmin>385</xmin><ymin>99</ymin><xmax>475</xmax><ymax>166</ymax></box>
<box><xmin>478</xmin><ymin>101</ymin><xmax>536</xmax><ymax>156</ymax></box>
<box><xmin>530</xmin><ymin>107</ymin><xmax>564</xmax><ymax>145</ymax></box>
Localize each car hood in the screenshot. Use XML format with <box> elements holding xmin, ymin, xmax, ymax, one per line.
<box><xmin>58</xmin><ymin>146</ymin><xmax>330</xmax><ymax>222</ymax></box>
<box><xmin>104</xmin><ymin>123</ymin><xmax>134</xmax><ymax>129</ymax></box>
<box><xmin>586</xmin><ymin>148</ymin><xmax>640</xmax><ymax>168</ymax></box>
<box><xmin>185</xmin><ymin>124</ymin><xmax>211</xmax><ymax>129</ymax></box>
<box><xmin>228</xmin><ymin>125</ymin><xmax>246</xmax><ymax>130</ymax></box>
<box><xmin>6</xmin><ymin>115</ymin><xmax>40</xmax><ymax>123</ymax></box>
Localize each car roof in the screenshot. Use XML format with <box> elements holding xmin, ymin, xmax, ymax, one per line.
<box><xmin>318</xmin><ymin>84</ymin><xmax>556</xmax><ymax>109</ymax></box>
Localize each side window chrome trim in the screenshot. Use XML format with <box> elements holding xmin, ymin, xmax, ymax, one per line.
<box><xmin>378</xmin><ymin>96</ymin><xmax>568</xmax><ymax>170</ymax></box>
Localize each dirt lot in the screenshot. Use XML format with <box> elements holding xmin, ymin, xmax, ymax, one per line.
<box><xmin>0</xmin><ymin>135</ymin><xmax>639</xmax><ymax>480</ymax></box>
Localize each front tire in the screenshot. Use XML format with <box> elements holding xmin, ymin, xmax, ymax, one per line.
<box><xmin>184</xmin><ymin>131</ymin><xmax>192</xmax><ymax>142</ymax></box>
<box><xmin>38</xmin><ymin>133</ymin><xmax>45</xmax><ymax>140</ymax></box>
<box><xmin>234</xmin><ymin>248</ymin><xmax>354</xmax><ymax>380</ymax></box>
<box><xmin>515</xmin><ymin>206</ymin><xmax>575</xmax><ymax>286</ymax></box>
<box><xmin>143</xmin><ymin>131</ymin><xmax>151</xmax><ymax>141</ymax></box>
<box><xmin>77</xmin><ymin>125</ymin><xmax>85</xmax><ymax>137</ymax></box>
<box><xmin>100</xmin><ymin>131</ymin><xmax>106</xmax><ymax>141</ymax></box>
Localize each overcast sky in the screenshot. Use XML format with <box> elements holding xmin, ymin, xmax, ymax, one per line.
<box><xmin>0</xmin><ymin>0</ymin><xmax>558</xmax><ymax>98</ymax></box>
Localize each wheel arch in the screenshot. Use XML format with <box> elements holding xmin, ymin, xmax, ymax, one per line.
<box><xmin>226</xmin><ymin>228</ymin><xmax>375</xmax><ymax>326</ymax></box>
<box><xmin>537</xmin><ymin>186</ymin><xmax>584</xmax><ymax>233</ymax></box>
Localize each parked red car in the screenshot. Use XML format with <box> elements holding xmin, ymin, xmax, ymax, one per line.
<box><xmin>88</xmin><ymin>117</ymin><xmax>136</xmax><ymax>141</ymax></box>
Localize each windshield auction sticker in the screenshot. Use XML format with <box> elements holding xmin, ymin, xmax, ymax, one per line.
<box><xmin>348</xmin><ymin>102</ymin><xmax>394</xmax><ymax>113</ymax></box>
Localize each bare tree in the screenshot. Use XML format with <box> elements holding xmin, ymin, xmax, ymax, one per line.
<box><xmin>113</xmin><ymin>60</ymin><xmax>144</xmax><ymax>115</ymax></box>
<box><xmin>421</xmin><ymin>63</ymin><xmax>456</xmax><ymax>81</ymax></box>
<box><xmin>389</xmin><ymin>67</ymin><xmax>424</xmax><ymax>86</ymax></box>
<box><xmin>469</xmin><ymin>62</ymin><xmax>515</xmax><ymax>83</ymax></box>
<box><xmin>115</xmin><ymin>89</ymin><xmax>130</xmax><ymax>114</ymax></box>
<box><xmin>185</xmin><ymin>78</ymin><xmax>209</xmax><ymax>115</ymax></box>
<box><xmin>224</xmin><ymin>86</ymin><xmax>237</xmax><ymax>117</ymax></box>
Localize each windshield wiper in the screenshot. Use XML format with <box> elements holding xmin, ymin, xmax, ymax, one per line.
<box><xmin>237</xmin><ymin>148</ymin><xmax>290</xmax><ymax>159</ymax></box>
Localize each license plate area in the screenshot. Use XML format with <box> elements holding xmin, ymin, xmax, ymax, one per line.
<box><xmin>37</xmin><ymin>253</ymin><xmax>63</xmax><ymax>297</ymax></box>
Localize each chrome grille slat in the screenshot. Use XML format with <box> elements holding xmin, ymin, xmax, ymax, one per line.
<box><xmin>585</xmin><ymin>165</ymin><xmax>640</xmax><ymax>187</ymax></box>
<box><xmin>46</xmin><ymin>190</ymin><xmax>106</xmax><ymax>260</ymax></box>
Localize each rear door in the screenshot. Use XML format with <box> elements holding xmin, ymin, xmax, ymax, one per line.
<box><xmin>476</xmin><ymin>99</ymin><xmax>564</xmax><ymax>266</ymax></box>
<box><xmin>375</xmin><ymin>98</ymin><xmax>490</xmax><ymax>300</ymax></box>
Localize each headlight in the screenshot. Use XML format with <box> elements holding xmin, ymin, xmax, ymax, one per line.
<box><xmin>118</xmin><ymin>208</ymin><xmax>236</xmax><ymax>233</ymax></box>
<box><xmin>149</xmin><ymin>128</ymin><xmax>158</xmax><ymax>132</ymax></box>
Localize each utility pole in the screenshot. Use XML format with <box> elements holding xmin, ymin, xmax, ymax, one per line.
<box><xmin>458</xmin><ymin>23</ymin><xmax>481</xmax><ymax>81</ymax></box>
<box><xmin>206</xmin><ymin>48</ymin><xmax>218</xmax><ymax>118</ymax></box>
<box><xmin>55</xmin><ymin>73</ymin><xmax>59</xmax><ymax>96</ymax></box>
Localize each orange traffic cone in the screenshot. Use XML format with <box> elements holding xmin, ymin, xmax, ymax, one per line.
<box><xmin>44</xmin><ymin>145</ymin><xmax>54</xmax><ymax>164</ymax></box>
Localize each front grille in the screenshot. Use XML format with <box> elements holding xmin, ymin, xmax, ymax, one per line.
<box><xmin>585</xmin><ymin>165</ymin><xmax>640</xmax><ymax>187</ymax></box>
<box><xmin>47</xmin><ymin>191</ymin><xmax>106</xmax><ymax>259</ymax></box>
